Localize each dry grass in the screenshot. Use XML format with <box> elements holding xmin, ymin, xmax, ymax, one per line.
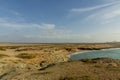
<box><xmin>0</xmin><ymin>54</ymin><xmax>8</xmax><ymax>58</ymax></box>
<box><xmin>16</xmin><ymin>53</ymin><xmax>36</xmax><ymax>59</ymax></box>
<box><xmin>0</xmin><ymin>47</ymin><xmax>6</xmax><ymax>51</ymax></box>
<box><xmin>0</xmin><ymin>43</ymin><xmax>120</xmax><ymax>80</ymax></box>
<box><xmin>59</xmin><ymin>76</ymin><xmax>96</xmax><ymax>80</ymax></box>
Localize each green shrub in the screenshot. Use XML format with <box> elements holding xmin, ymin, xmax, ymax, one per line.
<box><xmin>0</xmin><ymin>48</ymin><xmax>6</xmax><ymax>51</ymax></box>
<box><xmin>59</xmin><ymin>76</ymin><xmax>96</xmax><ymax>80</ymax></box>
<box><xmin>80</xmin><ymin>76</ymin><xmax>96</xmax><ymax>80</ymax></box>
<box><xmin>16</xmin><ymin>53</ymin><xmax>36</xmax><ymax>59</ymax></box>
<box><xmin>8</xmin><ymin>46</ymin><xmax>20</xmax><ymax>49</ymax></box>
<box><xmin>0</xmin><ymin>54</ymin><xmax>8</xmax><ymax>58</ymax></box>
<box><xmin>80</xmin><ymin>59</ymin><xmax>97</xmax><ymax>64</ymax></box>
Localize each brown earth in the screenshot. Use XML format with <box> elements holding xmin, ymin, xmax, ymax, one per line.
<box><xmin>0</xmin><ymin>43</ymin><xmax>120</xmax><ymax>80</ymax></box>
<box><xmin>5</xmin><ymin>58</ymin><xmax>120</xmax><ymax>80</ymax></box>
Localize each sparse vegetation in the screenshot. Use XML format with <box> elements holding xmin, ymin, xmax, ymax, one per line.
<box><xmin>0</xmin><ymin>47</ymin><xmax>6</xmax><ymax>51</ymax></box>
<box><xmin>80</xmin><ymin>76</ymin><xmax>96</xmax><ymax>80</ymax></box>
<box><xmin>59</xmin><ymin>76</ymin><xmax>96</xmax><ymax>80</ymax></box>
<box><xmin>8</xmin><ymin>46</ymin><xmax>20</xmax><ymax>49</ymax></box>
<box><xmin>33</xmin><ymin>71</ymin><xmax>52</xmax><ymax>75</ymax></box>
<box><xmin>16</xmin><ymin>53</ymin><xmax>36</xmax><ymax>59</ymax></box>
<box><xmin>0</xmin><ymin>54</ymin><xmax>8</xmax><ymax>58</ymax></box>
<box><xmin>80</xmin><ymin>59</ymin><xmax>97</xmax><ymax>64</ymax></box>
<box><xmin>0</xmin><ymin>43</ymin><xmax>120</xmax><ymax>80</ymax></box>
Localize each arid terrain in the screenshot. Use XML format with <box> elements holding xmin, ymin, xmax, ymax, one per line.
<box><xmin>0</xmin><ymin>43</ymin><xmax>120</xmax><ymax>80</ymax></box>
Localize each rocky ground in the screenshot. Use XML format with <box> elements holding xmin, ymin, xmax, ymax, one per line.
<box><xmin>5</xmin><ymin>58</ymin><xmax>120</xmax><ymax>80</ymax></box>
<box><xmin>0</xmin><ymin>43</ymin><xmax>119</xmax><ymax>80</ymax></box>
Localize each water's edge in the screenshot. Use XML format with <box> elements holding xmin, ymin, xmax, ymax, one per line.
<box><xmin>67</xmin><ymin>48</ymin><xmax>120</xmax><ymax>58</ymax></box>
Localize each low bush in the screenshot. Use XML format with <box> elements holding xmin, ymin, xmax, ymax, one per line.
<box><xmin>16</xmin><ymin>53</ymin><xmax>36</xmax><ymax>59</ymax></box>
<box><xmin>0</xmin><ymin>47</ymin><xmax>6</xmax><ymax>51</ymax></box>
<box><xmin>0</xmin><ymin>54</ymin><xmax>8</xmax><ymax>58</ymax></box>
<box><xmin>59</xmin><ymin>76</ymin><xmax>96</xmax><ymax>80</ymax></box>
<box><xmin>80</xmin><ymin>59</ymin><xmax>97</xmax><ymax>64</ymax></box>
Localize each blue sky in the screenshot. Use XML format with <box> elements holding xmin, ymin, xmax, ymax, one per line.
<box><xmin>0</xmin><ymin>0</ymin><xmax>120</xmax><ymax>43</ymax></box>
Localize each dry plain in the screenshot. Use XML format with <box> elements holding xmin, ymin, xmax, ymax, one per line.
<box><xmin>0</xmin><ymin>43</ymin><xmax>120</xmax><ymax>80</ymax></box>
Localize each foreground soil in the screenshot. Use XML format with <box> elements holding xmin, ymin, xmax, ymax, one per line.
<box><xmin>2</xmin><ymin>58</ymin><xmax>120</xmax><ymax>80</ymax></box>
<box><xmin>0</xmin><ymin>43</ymin><xmax>120</xmax><ymax>80</ymax></box>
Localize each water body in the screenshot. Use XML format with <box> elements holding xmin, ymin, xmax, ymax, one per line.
<box><xmin>70</xmin><ymin>48</ymin><xmax>120</xmax><ymax>60</ymax></box>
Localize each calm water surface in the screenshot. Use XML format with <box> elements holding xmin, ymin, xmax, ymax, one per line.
<box><xmin>70</xmin><ymin>48</ymin><xmax>120</xmax><ymax>60</ymax></box>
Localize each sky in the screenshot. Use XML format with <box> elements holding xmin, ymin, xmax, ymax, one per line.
<box><xmin>0</xmin><ymin>0</ymin><xmax>120</xmax><ymax>43</ymax></box>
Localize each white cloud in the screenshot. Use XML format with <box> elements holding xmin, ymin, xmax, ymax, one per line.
<box><xmin>0</xmin><ymin>18</ymin><xmax>9</xmax><ymax>23</ymax></box>
<box><xmin>38</xmin><ymin>23</ymin><xmax>56</xmax><ymax>29</ymax></box>
<box><xmin>23</xmin><ymin>29</ymin><xmax>71</xmax><ymax>39</ymax></box>
<box><xmin>103</xmin><ymin>9</ymin><xmax>120</xmax><ymax>19</ymax></box>
<box><xmin>10</xmin><ymin>10</ymin><xmax>21</xmax><ymax>16</ymax></box>
<box><xmin>0</xmin><ymin>18</ymin><xmax>56</xmax><ymax>29</ymax></box>
<box><xmin>0</xmin><ymin>17</ymin><xmax>73</xmax><ymax>42</ymax></box>
<box><xmin>71</xmin><ymin>1</ymin><xmax>120</xmax><ymax>13</ymax></box>
<box><xmin>83</xmin><ymin>1</ymin><xmax>120</xmax><ymax>24</ymax></box>
<box><xmin>24</xmin><ymin>35</ymin><xmax>34</xmax><ymax>38</ymax></box>
<box><xmin>0</xmin><ymin>8</ymin><xmax>21</xmax><ymax>16</ymax></box>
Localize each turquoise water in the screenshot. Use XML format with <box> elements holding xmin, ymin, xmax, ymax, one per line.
<box><xmin>70</xmin><ymin>48</ymin><xmax>120</xmax><ymax>60</ymax></box>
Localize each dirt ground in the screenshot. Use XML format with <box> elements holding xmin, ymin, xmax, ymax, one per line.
<box><xmin>0</xmin><ymin>43</ymin><xmax>119</xmax><ymax>80</ymax></box>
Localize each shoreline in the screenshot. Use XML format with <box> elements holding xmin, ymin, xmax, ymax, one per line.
<box><xmin>67</xmin><ymin>47</ymin><xmax>120</xmax><ymax>58</ymax></box>
<box><xmin>101</xmin><ymin>47</ymin><xmax>120</xmax><ymax>51</ymax></box>
<box><xmin>66</xmin><ymin>50</ymin><xmax>91</xmax><ymax>58</ymax></box>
